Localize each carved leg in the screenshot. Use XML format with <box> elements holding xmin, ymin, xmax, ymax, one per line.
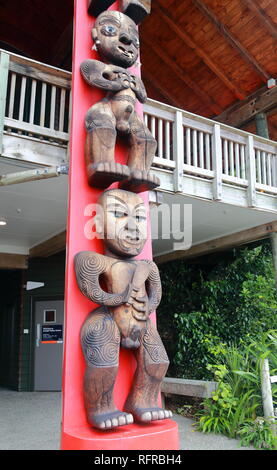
<box><xmin>119</xmin><ymin>113</ymin><xmax>160</xmax><ymax>193</ymax></box>
<box><xmin>124</xmin><ymin>319</ymin><xmax>172</xmax><ymax>422</ymax></box>
<box><xmin>85</xmin><ymin>102</ymin><xmax>130</xmax><ymax>188</ymax></box>
<box><xmin>81</xmin><ymin>308</ymin><xmax>133</xmax><ymax>429</ymax></box>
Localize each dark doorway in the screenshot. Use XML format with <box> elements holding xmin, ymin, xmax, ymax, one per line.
<box><xmin>0</xmin><ymin>270</ymin><xmax>22</xmax><ymax>390</ymax></box>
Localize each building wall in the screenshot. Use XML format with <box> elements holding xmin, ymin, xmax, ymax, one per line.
<box><xmin>19</xmin><ymin>251</ymin><xmax>66</xmax><ymax>391</ymax></box>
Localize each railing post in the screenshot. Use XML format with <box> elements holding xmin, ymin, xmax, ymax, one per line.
<box><xmin>246</xmin><ymin>135</ymin><xmax>257</xmax><ymax>207</ymax></box>
<box><xmin>261</xmin><ymin>358</ymin><xmax>276</xmax><ymax>435</ymax></box>
<box><xmin>0</xmin><ymin>51</ymin><xmax>9</xmax><ymax>155</ymax></box>
<box><xmin>212</xmin><ymin>123</ymin><xmax>222</xmax><ymax>200</ymax></box>
<box><xmin>173</xmin><ymin>110</ymin><xmax>184</xmax><ymax>193</ymax></box>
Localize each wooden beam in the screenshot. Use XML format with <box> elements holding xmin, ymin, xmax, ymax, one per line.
<box><xmin>243</xmin><ymin>0</ymin><xmax>277</xmax><ymax>41</ymax></box>
<box><xmin>0</xmin><ymin>166</ymin><xmax>67</xmax><ymax>187</ymax></box>
<box><xmin>154</xmin><ymin>220</ymin><xmax>277</xmax><ymax>264</ymax></box>
<box><xmin>155</xmin><ymin>2</ymin><xmax>246</xmax><ymax>100</ymax></box>
<box><xmin>29</xmin><ymin>231</ymin><xmax>66</xmax><ymax>258</ymax></box>
<box><xmin>0</xmin><ymin>253</ymin><xmax>28</xmax><ymax>270</ymax></box>
<box><xmin>142</xmin><ymin>36</ymin><xmax>223</xmax><ymax>115</ymax></box>
<box><xmin>192</xmin><ymin>0</ymin><xmax>270</xmax><ymax>82</ymax></box>
<box><xmin>216</xmin><ymin>84</ymin><xmax>277</xmax><ymax>127</ymax></box>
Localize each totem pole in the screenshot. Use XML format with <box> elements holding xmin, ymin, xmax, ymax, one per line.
<box><xmin>61</xmin><ymin>0</ymin><xmax>179</xmax><ymax>450</ymax></box>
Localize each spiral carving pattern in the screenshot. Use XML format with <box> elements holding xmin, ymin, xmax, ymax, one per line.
<box><xmin>74</xmin><ymin>252</ymin><xmax>128</xmax><ymax>306</ymax></box>
<box><xmin>142</xmin><ymin>322</ymin><xmax>169</xmax><ymax>364</ymax></box>
<box><xmin>81</xmin><ymin>311</ymin><xmax>120</xmax><ymax>368</ymax></box>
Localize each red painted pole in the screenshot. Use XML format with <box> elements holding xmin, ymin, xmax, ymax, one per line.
<box><xmin>60</xmin><ymin>0</ymin><xmax>179</xmax><ymax>450</ymax></box>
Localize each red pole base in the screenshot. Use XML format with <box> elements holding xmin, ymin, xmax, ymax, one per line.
<box><xmin>61</xmin><ymin>420</ymin><xmax>179</xmax><ymax>450</ymax></box>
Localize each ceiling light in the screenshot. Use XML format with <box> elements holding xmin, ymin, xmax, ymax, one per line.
<box><xmin>0</xmin><ymin>217</ymin><xmax>7</xmax><ymax>226</ymax></box>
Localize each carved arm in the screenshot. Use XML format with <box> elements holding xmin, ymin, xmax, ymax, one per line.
<box><xmin>81</xmin><ymin>59</ymin><xmax>131</xmax><ymax>92</ymax></box>
<box><xmin>74</xmin><ymin>251</ymin><xmax>130</xmax><ymax>306</ymax></box>
<box><xmin>143</xmin><ymin>260</ymin><xmax>162</xmax><ymax>314</ymax></box>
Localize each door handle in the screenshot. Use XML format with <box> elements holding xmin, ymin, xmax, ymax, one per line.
<box><xmin>36</xmin><ymin>324</ymin><xmax>40</xmax><ymax>347</ymax></box>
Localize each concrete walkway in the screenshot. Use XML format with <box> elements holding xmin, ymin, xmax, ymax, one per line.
<box><xmin>0</xmin><ymin>389</ymin><xmax>253</xmax><ymax>450</ymax></box>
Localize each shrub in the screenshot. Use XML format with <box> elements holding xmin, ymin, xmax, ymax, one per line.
<box><xmin>196</xmin><ymin>331</ymin><xmax>277</xmax><ymax>450</ymax></box>
<box><xmin>158</xmin><ymin>241</ymin><xmax>277</xmax><ymax>379</ymax></box>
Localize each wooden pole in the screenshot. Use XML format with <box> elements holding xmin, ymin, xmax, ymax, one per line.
<box><xmin>255</xmin><ymin>112</ymin><xmax>269</xmax><ymax>139</ymax></box>
<box><xmin>0</xmin><ymin>165</ymin><xmax>68</xmax><ymax>186</ymax></box>
<box><xmin>261</xmin><ymin>358</ymin><xmax>276</xmax><ymax>434</ymax></box>
<box><xmin>60</xmin><ymin>0</ymin><xmax>179</xmax><ymax>450</ymax></box>
<box><xmin>270</xmin><ymin>232</ymin><xmax>277</xmax><ymax>290</ymax></box>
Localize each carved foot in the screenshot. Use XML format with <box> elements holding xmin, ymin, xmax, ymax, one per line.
<box><xmin>88</xmin><ymin>162</ymin><xmax>130</xmax><ymax>189</ymax></box>
<box><xmin>119</xmin><ymin>169</ymin><xmax>160</xmax><ymax>193</ymax></box>
<box><xmin>125</xmin><ymin>406</ymin><xmax>172</xmax><ymax>423</ymax></box>
<box><xmin>88</xmin><ymin>410</ymin><xmax>134</xmax><ymax>430</ymax></box>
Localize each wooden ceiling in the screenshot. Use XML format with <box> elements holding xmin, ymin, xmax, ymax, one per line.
<box><xmin>1</xmin><ymin>0</ymin><xmax>277</xmax><ymax>139</ymax></box>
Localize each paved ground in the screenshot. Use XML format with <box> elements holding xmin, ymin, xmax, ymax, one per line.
<box><xmin>0</xmin><ymin>389</ymin><xmax>253</xmax><ymax>451</ymax></box>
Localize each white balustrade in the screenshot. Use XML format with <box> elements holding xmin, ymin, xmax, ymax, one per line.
<box><xmin>1</xmin><ymin>49</ymin><xmax>277</xmax><ymax>200</ymax></box>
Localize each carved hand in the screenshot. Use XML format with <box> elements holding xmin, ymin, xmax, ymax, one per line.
<box><xmin>129</xmin><ymin>75</ymin><xmax>147</xmax><ymax>103</ymax></box>
<box><xmin>127</xmin><ymin>288</ymin><xmax>149</xmax><ymax>321</ymax></box>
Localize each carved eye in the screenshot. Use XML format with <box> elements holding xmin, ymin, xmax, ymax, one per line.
<box><xmin>135</xmin><ymin>215</ymin><xmax>146</xmax><ymax>222</ymax></box>
<box><xmin>102</xmin><ymin>25</ymin><xmax>117</xmax><ymax>36</ymax></box>
<box><xmin>113</xmin><ymin>210</ymin><xmax>127</xmax><ymax>218</ymax></box>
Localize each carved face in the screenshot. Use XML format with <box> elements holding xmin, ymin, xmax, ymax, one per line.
<box><xmin>92</xmin><ymin>11</ymin><xmax>140</xmax><ymax>68</ymax></box>
<box><xmin>97</xmin><ymin>189</ymin><xmax>147</xmax><ymax>258</ymax></box>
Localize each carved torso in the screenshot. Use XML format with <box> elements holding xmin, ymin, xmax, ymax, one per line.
<box><xmin>75</xmin><ymin>250</ymin><xmax>162</xmax><ymax>349</ymax></box>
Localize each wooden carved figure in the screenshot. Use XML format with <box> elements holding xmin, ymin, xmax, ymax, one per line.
<box><xmin>74</xmin><ymin>189</ymin><xmax>172</xmax><ymax>430</ymax></box>
<box><xmin>80</xmin><ymin>10</ymin><xmax>159</xmax><ymax>193</ymax></box>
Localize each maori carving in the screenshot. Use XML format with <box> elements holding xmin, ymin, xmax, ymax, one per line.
<box><xmin>75</xmin><ymin>189</ymin><xmax>172</xmax><ymax>430</ymax></box>
<box><xmin>88</xmin><ymin>0</ymin><xmax>151</xmax><ymax>25</ymax></box>
<box><xmin>80</xmin><ymin>10</ymin><xmax>159</xmax><ymax>193</ymax></box>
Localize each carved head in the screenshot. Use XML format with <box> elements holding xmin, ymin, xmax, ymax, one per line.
<box><xmin>95</xmin><ymin>189</ymin><xmax>147</xmax><ymax>258</ymax></box>
<box><xmin>92</xmin><ymin>10</ymin><xmax>140</xmax><ymax>68</ymax></box>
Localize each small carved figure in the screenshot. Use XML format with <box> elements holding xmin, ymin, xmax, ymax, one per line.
<box><xmin>81</xmin><ymin>10</ymin><xmax>159</xmax><ymax>193</ymax></box>
<box><xmin>75</xmin><ymin>189</ymin><xmax>171</xmax><ymax>430</ymax></box>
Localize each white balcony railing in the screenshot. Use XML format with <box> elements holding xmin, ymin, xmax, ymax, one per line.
<box><xmin>1</xmin><ymin>49</ymin><xmax>277</xmax><ymax>206</ymax></box>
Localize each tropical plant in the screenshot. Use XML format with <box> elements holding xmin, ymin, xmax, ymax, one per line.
<box><xmin>196</xmin><ymin>330</ymin><xmax>277</xmax><ymax>449</ymax></box>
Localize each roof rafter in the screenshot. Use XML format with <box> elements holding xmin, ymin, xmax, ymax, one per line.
<box><xmin>215</xmin><ymin>84</ymin><xmax>277</xmax><ymax>127</ymax></box>
<box><xmin>243</xmin><ymin>0</ymin><xmax>277</xmax><ymax>40</ymax></box>
<box><xmin>155</xmin><ymin>1</ymin><xmax>246</xmax><ymax>100</ymax></box>
<box><xmin>142</xmin><ymin>35</ymin><xmax>223</xmax><ymax>115</ymax></box>
<box><xmin>192</xmin><ymin>0</ymin><xmax>270</xmax><ymax>82</ymax></box>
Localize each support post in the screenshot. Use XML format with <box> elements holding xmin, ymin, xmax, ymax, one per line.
<box><xmin>270</xmin><ymin>232</ymin><xmax>277</xmax><ymax>290</ymax></box>
<box><xmin>173</xmin><ymin>110</ymin><xmax>184</xmax><ymax>193</ymax></box>
<box><xmin>212</xmin><ymin>123</ymin><xmax>222</xmax><ymax>201</ymax></box>
<box><xmin>0</xmin><ymin>52</ymin><xmax>9</xmax><ymax>154</ymax></box>
<box><xmin>255</xmin><ymin>112</ymin><xmax>269</xmax><ymax>139</ymax></box>
<box><xmin>60</xmin><ymin>0</ymin><xmax>179</xmax><ymax>450</ymax></box>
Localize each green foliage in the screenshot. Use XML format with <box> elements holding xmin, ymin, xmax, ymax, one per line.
<box><xmin>196</xmin><ymin>331</ymin><xmax>277</xmax><ymax>450</ymax></box>
<box><xmin>238</xmin><ymin>418</ymin><xmax>277</xmax><ymax>450</ymax></box>
<box><xmin>158</xmin><ymin>240</ymin><xmax>277</xmax><ymax>379</ymax></box>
